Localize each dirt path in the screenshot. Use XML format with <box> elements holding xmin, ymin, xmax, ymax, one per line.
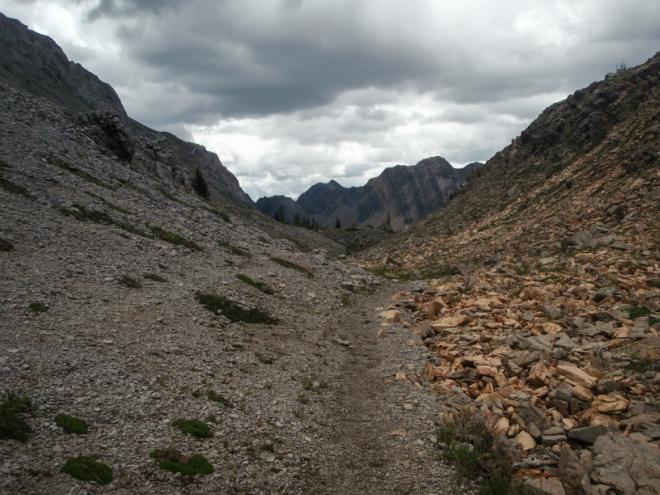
<box><xmin>298</xmin><ymin>284</ymin><xmax>455</xmax><ymax>494</ymax></box>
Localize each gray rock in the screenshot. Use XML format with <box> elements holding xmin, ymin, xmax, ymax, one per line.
<box><xmin>591</xmin><ymin>433</ymin><xmax>660</xmax><ymax>494</ymax></box>
<box><xmin>567</xmin><ymin>425</ymin><xmax>608</xmax><ymax>445</ymax></box>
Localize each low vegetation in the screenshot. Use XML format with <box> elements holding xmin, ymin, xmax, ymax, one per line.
<box><xmin>203</xmin><ymin>206</ymin><xmax>231</xmax><ymax>223</ymax></box>
<box><xmin>367</xmin><ymin>263</ymin><xmax>456</xmax><ymax>280</ymax></box>
<box><xmin>47</xmin><ymin>156</ymin><xmax>113</xmax><ymax>190</ymax></box>
<box><xmin>629</xmin><ymin>305</ymin><xmax>651</xmax><ymax>320</ymax></box>
<box><xmin>0</xmin><ymin>176</ymin><xmax>31</xmax><ymax>198</ymax></box>
<box><xmin>0</xmin><ymin>391</ymin><xmax>32</xmax><ymax>442</ymax></box>
<box><xmin>150</xmin><ymin>449</ymin><xmax>214</xmax><ymax>476</ymax></box>
<box><xmin>207</xmin><ymin>390</ymin><xmax>234</xmax><ymax>408</ymax></box>
<box><xmin>59</xmin><ymin>204</ymin><xmax>113</xmax><ymax>224</ymax></box>
<box><xmin>143</xmin><ymin>272</ymin><xmax>167</xmax><ymax>282</ymax></box>
<box><xmin>195</xmin><ymin>291</ymin><xmax>278</xmax><ymax>324</ymax></box>
<box><xmin>84</xmin><ymin>191</ymin><xmax>132</xmax><ymax>215</ymax></box>
<box><xmin>118</xmin><ymin>274</ymin><xmax>142</xmax><ymax>289</ymax></box>
<box><xmin>61</xmin><ymin>456</ymin><xmax>112</xmax><ymax>485</ymax></box>
<box><xmin>0</xmin><ymin>238</ymin><xmax>13</xmax><ymax>252</ymax></box>
<box><xmin>28</xmin><ymin>302</ymin><xmax>49</xmax><ymax>314</ymax></box>
<box><xmin>55</xmin><ymin>414</ymin><xmax>88</xmax><ymax>434</ymax></box>
<box><xmin>436</xmin><ymin>409</ymin><xmax>528</xmax><ymax>494</ymax></box>
<box><xmin>150</xmin><ymin>225</ymin><xmax>202</xmax><ymax>251</ymax></box>
<box><xmin>270</xmin><ymin>257</ymin><xmax>313</xmax><ymax>277</ymax></box>
<box><xmin>236</xmin><ymin>273</ymin><xmax>274</xmax><ymax>294</ymax></box>
<box><xmin>173</xmin><ymin>418</ymin><xmax>212</xmax><ymax>438</ymax></box>
<box><xmin>218</xmin><ymin>240</ymin><xmax>251</xmax><ymax>257</ymax></box>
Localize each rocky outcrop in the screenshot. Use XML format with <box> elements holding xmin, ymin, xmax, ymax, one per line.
<box><xmin>257</xmin><ymin>157</ymin><xmax>481</xmax><ymax>230</ymax></box>
<box><xmin>0</xmin><ymin>12</ymin><xmax>252</xmax><ymax>205</ymax></box>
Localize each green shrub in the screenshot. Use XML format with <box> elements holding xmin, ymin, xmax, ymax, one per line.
<box><xmin>28</xmin><ymin>302</ymin><xmax>49</xmax><ymax>314</ymax></box>
<box><xmin>236</xmin><ymin>273</ymin><xmax>274</xmax><ymax>294</ymax></box>
<box><xmin>150</xmin><ymin>449</ymin><xmax>214</xmax><ymax>475</ymax></box>
<box><xmin>0</xmin><ymin>391</ymin><xmax>32</xmax><ymax>442</ymax></box>
<box><xmin>207</xmin><ymin>390</ymin><xmax>233</xmax><ymax>408</ymax></box>
<box><xmin>270</xmin><ymin>257</ymin><xmax>313</xmax><ymax>277</ymax></box>
<box><xmin>84</xmin><ymin>191</ymin><xmax>132</xmax><ymax>215</ymax></box>
<box><xmin>0</xmin><ymin>238</ymin><xmax>13</xmax><ymax>252</ymax></box>
<box><xmin>150</xmin><ymin>226</ymin><xmax>201</xmax><ymax>251</ymax></box>
<box><xmin>55</xmin><ymin>414</ymin><xmax>88</xmax><ymax>434</ymax></box>
<box><xmin>59</xmin><ymin>205</ymin><xmax>113</xmax><ymax>224</ymax></box>
<box><xmin>203</xmin><ymin>206</ymin><xmax>231</xmax><ymax>223</ymax></box>
<box><xmin>143</xmin><ymin>273</ymin><xmax>167</xmax><ymax>282</ymax></box>
<box><xmin>173</xmin><ymin>419</ymin><xmax>212</xmax><ymax>438</ymax></box>
<box><xmin>61</xmin><ymin>456</ymin><xmax>112</xmax><ymax>485</ymax></box>
<box><xmin>118</xmin><ymin>275</ymin><xmax>142</xmax><ymax>289</ymax></box>
<box><xmin>195</xmin><ymin>291</ymin><xmax>278</xmax><ymax>324</ymax></box>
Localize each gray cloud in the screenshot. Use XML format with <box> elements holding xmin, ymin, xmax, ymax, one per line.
<box><xmin>0</xmin><ymin>0</ymin><xmax>658</xmax><ymax>199</ymax></box>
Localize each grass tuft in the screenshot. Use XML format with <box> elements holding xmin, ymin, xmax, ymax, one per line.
<box><xmin>0</xmin><ymin>177</ymin><xmax>31</xmax><ymax>198</ymax></box>
<box><xmin>150</xmin><ymin>225</ymin><xmax>202</xmax><ymax>251</ymax></box>
<box><xmin>629</xmin><ymin>305</ymin><xmax>651</xmax><ymax>320</ymax></box>
<box><xmin>143</xmin><ymin>273</ymin><xmax>167</xmax><ymax>282</ymax></box>
<box><xmin>61</xmin><ymin>456</ymin><xmax>112</xmax><ymax>485</ymax></box>
<box><xmin>173</xmin><ymin>419</ymin><xmax>212</xmax><ymax>438</ymax></box>
<box><xmin>195</xmin><ymin>291</ymin><xmax>278</xmax><ymax>324</ymax></box>
<box><xmin>236</xmin><ymin>273</ymin><xmax>274</xmax><ymax>294</ymax></box>
<box><xmin>47</xmin><ymin>156</ymin><xmax>113</xmax><ymax>190</ymax></box>
<box><xmin>207</xmin><ymin>390</ymin><xmax>234</xmax><ymax>408</ymax></box>
<box><xmin>55</xmin><ymin>414</ymin><xmax>88</xmax><ymax>434</ymax></box>
<box><xmin>218</xmin><ymin>240</ymin><xmax>251</xmax><ymax>257</ymax></box>
<box><xmin>270</xmin><ymin>257</ymin><xmax>313</xmax><ymax>277</ymax></box>
<box><xmin>150</xmin><ymin>449</ymin><xmax>214</xmax><ymax>475</ymax></box>
<box><xmin>118</xmin><ymin>275</ymin><xmax>142</xmax><ymax>289</ymax></box>
<box><xmin>0</xmin><ymin>391</ymin><xmax>32</xmax><ymax>442</ymax></box>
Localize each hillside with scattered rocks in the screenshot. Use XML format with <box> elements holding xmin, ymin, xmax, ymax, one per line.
<box><xmin>1</xmin><ymin>10</ymin><xmax>659</xmax><ymax>495</ymax></box>
<box><xmin>363</xmin><ymin>53</ymin><xmax>659</xmax><ymax>494</ymax></box>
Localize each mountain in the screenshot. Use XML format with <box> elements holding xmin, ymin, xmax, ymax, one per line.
<box><xmin>362</xmin><ymin>53</ymin><xmax>659</xmax><ymax>493</ymax></box>
<box><xmin>0</xmin><ymin>12</ymin><xmax>251</xmax><ymax>205</ymax></box>
<box><xmin>257</xmin><ymin>157</ymin><xmax>482</xmax><ymax>230</ymax></box>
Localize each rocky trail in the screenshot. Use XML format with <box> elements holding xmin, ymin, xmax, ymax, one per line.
<box><xmin>301</xmin><ymin>284</ymin><xmax>452</xmax><ymax>495</ymax></box>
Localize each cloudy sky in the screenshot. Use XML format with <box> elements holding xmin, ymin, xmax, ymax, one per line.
<box><xmin>1</xmin><ymin>1</ymin><xmax>658</xmax><ymax>199</ymax></box>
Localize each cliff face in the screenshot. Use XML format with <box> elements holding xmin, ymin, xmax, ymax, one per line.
<box><xmin>257</xmin><ymin>157</ymin><xmax>481</xmax><ymax>230</ymax></box>
<box><xmin>0</xmin><ymin>13</ymin><xmax>252</xmax><ymax>205</ymax></box>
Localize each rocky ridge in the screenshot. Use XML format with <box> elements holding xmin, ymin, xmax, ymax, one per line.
<box><xmin>365</xmin><ymin>53</ymin><xmax>659</xmax><ymax>494</ymax></box>
<box><xmin>257</xmin><ymin>157</ymin><xmax>481</xmax><ymax>231</ymax></box>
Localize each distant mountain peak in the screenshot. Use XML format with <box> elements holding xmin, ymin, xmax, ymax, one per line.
<box><xmin>257</xmin><ymin>157</ymin><xmax>482</xmax><ymax>230</ymax></box>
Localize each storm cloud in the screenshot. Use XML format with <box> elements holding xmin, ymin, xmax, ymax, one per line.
<box><xmin>1</xmin><ymin>0</ymin><xmax>658</xmax><ymax>198</ymax></box>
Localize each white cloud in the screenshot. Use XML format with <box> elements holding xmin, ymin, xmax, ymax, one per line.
<box><xmin>1</xmin><ymin>0</ymin><xmax>658</xmax><ymax>200</ymax></box>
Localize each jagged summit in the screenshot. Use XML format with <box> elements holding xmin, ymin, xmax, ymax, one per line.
<box><xmin>257</xmin><ymin>156</ymin><xmax>482</xmax><ymax>230</ymax></box>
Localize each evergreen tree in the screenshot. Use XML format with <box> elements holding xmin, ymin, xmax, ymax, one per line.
<box><xmin>274</xmin><ymin>205</ymin><xmax>285</xmax><ymax>223</ymax></box>
<box><xmin>192</xmin><ymin>167</ymin><xmax>210</xmax><ymax>200</ymax></box>
<box><xmin>335</xmin><ymin>217</ymin><xmax>341</xmax><ymax>229</ymax></box>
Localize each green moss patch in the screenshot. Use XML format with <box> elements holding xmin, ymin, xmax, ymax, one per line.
<box><xmin>28</xmin><ymin>302</ymin><xmax>49</xmax><ymax>314</ymax></box>
<box><xmin>195</xmin><ymin>291</ymin><xmax>278</xmax><ymax>324</ymax></box>
<box><xmin>61</xmin><ymin>456</ymin><xmax>112</xmax><ymax>485</ymax></box>
<box><xmin>150</xmin><ymin>449</ymin><xmax>214</xmax><ymax>476</ymax></box>
<box><xmin>270</xmin><ymin>257</ymin><xmax>313</xmax><ymax>277</ymax></box>
<box><xmin>0</xmin><ymin>391</ymin><xmax>32</xmax><ymax>442</ymax></box>
<box><xmin>143</xmin><ymin>273</ymin><xmax>167</xmax><ymax>282</ymax></box>
<box><xmin>203</xmin><ymin>206</ymin><xmax>231</xmax><ymax>223</ymax></box>
<box><xmin>236</xmin><ymin>273</ymin><xmax>274</xmax><ymax>295</ymax></box>
<box><xmin>173</xmin><ymin>419</ymin><xmax>212</xmax><ymax>438</ymax></box>
<box><xmin>150</xmin><ymin>226</ymin><xmax>202</xmax><ymax>251</ymax></box>
<box><xmin>55</xmin><ymin>414</ymin><xmax>88</xmax><ymax>434</ymax></box>
<box><xmin>118</xmin><ymin>274</ymin><xmax>142</xmax><ymax>289</ymax></box>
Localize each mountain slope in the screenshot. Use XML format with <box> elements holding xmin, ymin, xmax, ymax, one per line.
<box><xmin>257</xmin><ymin>157</ymin><xmax>481</xmax><ymax>230</ymax></box>
<box><xmin>362</xmin><ymin>53</ymin><xmax>659</xmax><ymax>493</ymax></box>
<box><xmin>0</xmin><ymin>12</ymin><xmax>251</xmax><ymax>205</ymax></box>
